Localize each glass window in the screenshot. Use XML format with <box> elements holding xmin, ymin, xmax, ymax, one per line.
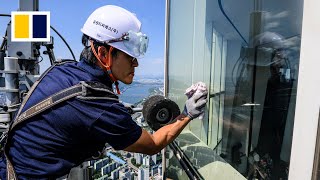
<box><xmin>166</xmin><ymin>0</ymin><xmax>304</xmax><ymax>179</ymax></box>
<box><xmin>166</xmin><ymin>152</ymin><xmax>190</xmax><ymax>180</ymax></box>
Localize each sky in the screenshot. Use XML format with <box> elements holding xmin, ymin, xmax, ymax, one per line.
<box><xmin>0</xmin><ymin>0</ymin><xmax>165</xmax><ymax>77</ymax></box>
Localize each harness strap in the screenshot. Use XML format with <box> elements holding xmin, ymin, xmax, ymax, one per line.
<box><xmin>4</xmin><ymin>60</ymin><xmax>118</xmax><ymax>180</ymax></box>
<box><xmin>5</xmin><ymin>61</ymin><xmax>76</xmax><ymax>180</ymax></box>
<box><xmin>12</xmin><ymin>81</ymin><xmax>118</xmax><ymax>131</ymax></box>
<box><xmin>8</xmin><ymin>60</ymin><xmax>75</xmax><ymax>132</ymax></box>
<box><xmin>13</xmin><ymin>84</ymin><xmax>82</xmax><ymax>130</ymax></box>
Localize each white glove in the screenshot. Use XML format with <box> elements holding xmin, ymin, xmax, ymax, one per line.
<box><xmin>183</xmin><ymin>82</ymin><xmax>208</xmax><ymax>120</ymax></box>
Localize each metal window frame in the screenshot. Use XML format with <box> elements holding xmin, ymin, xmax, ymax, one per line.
<box><xmin>162</xmin><ymin>0</ymin><xmax>170</xmax><ymax>178</ymax></box>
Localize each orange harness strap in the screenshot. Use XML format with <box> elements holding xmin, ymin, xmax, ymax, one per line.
<box><xmin>90</xmin><ymin>41</ymin><xmax>121</xmax><ymax>94</ymax></box>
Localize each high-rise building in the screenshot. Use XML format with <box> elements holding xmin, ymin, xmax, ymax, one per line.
<box><xmin>142</xmin><ymin>156</ymin><xmax>150</xmax><ymax>167</ymax></box>
<box><xmin>138</xmin><ymin>166</ymin><xmax>149</xmax><ymax>180</ymax></box>
<box><xmin>137</xmin><ymin>167</ymin><xmax>143</xmax><ymax>180</ymax></box>
<box><xmin>143</xmin><ymin>166</ymin><xmax>150</xmax><ymax>180</ymax></box>
<box><xmin>150</xmin><ymin>165</ymin><xmax>158</xmax><ymax>177</ymax></box>
<box><xmin>151</xmin><ymin>154</ymin><xmax>157</xmax><ymax>165</ymax></box>
<box><xmin>119</xmin><ymin>167</ymin><xmax>132</xmax><ymax>179</ymax></box>
<box><xmin>93</xmin><ymin>157</ymin><xmax>110</xmax><ymax>170</ymax></box>
<box><xmin>110</xmin><ymin>168</ymin><xmax>119</xmax><ymax>180</ymax></box>
<box><xmin>157</xmin><ymin>164</ymin><xmax>162</xmax><ymax>176</ymax></box>
<box><xmin>134</xmin><ymin>153</ymin><xmax>143</xmax><ymax>165</ymax></box>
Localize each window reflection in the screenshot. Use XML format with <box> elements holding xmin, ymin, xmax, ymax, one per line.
<box><xmin>166</xmin><ymin>0</ymin><xmax>303</xmax><ymax>179</ymax></box>
<box><xmin>219</xmin><ymin>34</ymin><xmax>300</xmax><ymax>179</ymax></box>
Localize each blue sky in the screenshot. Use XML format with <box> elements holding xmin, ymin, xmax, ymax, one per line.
<box><xmin>0</xmin><ymin>0</ymin><xmax>165</xmax><ymax>77</ymax></box>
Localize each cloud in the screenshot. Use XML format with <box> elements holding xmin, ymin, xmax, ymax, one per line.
<box><xmin>265</xmin><ymin>22</ymin><xmax>280</xmax><ymax>30</ymax></box>
<box><xmin>265</xmin><ymin>11</ymin><xmax>289</xmax><ymax>20</ymax></box>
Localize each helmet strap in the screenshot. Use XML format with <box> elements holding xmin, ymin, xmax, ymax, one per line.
<box><xmin>90</xmin><ymin>41</ymin><xmax>121</xmax><ymax>94</ymax></box>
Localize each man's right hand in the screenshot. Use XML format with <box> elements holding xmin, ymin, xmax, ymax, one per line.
<box><xmin>125</xmin><ymin>86</ymin><xmax>208</xmax><ymax>155</ymax></box>
<box><xmin>182</xmin><ymin>90</ymin><xmax>208</xmax><ymax>120</ymax></box>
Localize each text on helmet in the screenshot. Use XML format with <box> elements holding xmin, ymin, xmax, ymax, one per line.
<box><xmin>93</xmin><ymin>20</ymin><xmax>119</xmax><ymax>34</ymax></box>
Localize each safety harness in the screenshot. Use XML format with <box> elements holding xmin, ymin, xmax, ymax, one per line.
<box><xmin>0</xmin><ymin>60</ymin><xmax>119</xmax><ymax>180</ymax></box>
<box><xmin>90</xmin><ymin>40</ymin><xmax>121</xmax><ymax>94</ymax></box>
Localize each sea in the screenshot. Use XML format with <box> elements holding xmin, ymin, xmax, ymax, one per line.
<box><xmin>118</xmin><ymin>77</ymin><xmax>164</xmax><ymax>105</ymax></box>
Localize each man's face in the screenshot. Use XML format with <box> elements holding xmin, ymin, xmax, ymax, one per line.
<box><xmin>111</xmin><ymin>51</ymin><xmax>139</xmax><ymax>84</ymax></box>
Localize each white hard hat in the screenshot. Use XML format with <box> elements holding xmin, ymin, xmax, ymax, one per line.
<box><xmin>81</xmin><ymin>5</ymin><xmax>148</xmax><ymax>58</ymax></box>
<box><xmin>250</xmin><ymin>32</ymin><xmax>286</xmax><ymax>66</ymax></box>
<box><xmin>252</xmin><ymin>31</ymin><xmax>284</xmax><ymax>49</ymax></box>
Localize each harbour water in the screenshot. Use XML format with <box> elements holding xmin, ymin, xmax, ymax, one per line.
<box><xmin>119</xmin><ymin>78</ymin><xmax>164</xmax><ymax>105</ymax></box>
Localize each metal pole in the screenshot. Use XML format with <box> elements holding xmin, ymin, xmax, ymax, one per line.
<box><xmin>4</xmin><ymin>57</ymin><xmax>19</xmax><ymax>106</ymax></box>
<box><xmin>162</xmin><ymin>0</ymin><xmax>171</xmax><ymax>178</ymax></box>
<box><xmin>164</xmin><ymin>0</ymin><xmax>170</xmax><ymax>98</ymax></box>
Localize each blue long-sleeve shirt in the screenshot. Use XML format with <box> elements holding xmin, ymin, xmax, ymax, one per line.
<box><xmin>0</xmin><ymin>59</ymin><xmax>142</xmax><ymax>179</ymax></box>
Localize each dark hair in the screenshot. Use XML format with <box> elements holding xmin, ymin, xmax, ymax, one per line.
<box><xmin>80</xmin><ymin>34</ymin><xmax>118</xmax><ymax>65</ymax></box>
